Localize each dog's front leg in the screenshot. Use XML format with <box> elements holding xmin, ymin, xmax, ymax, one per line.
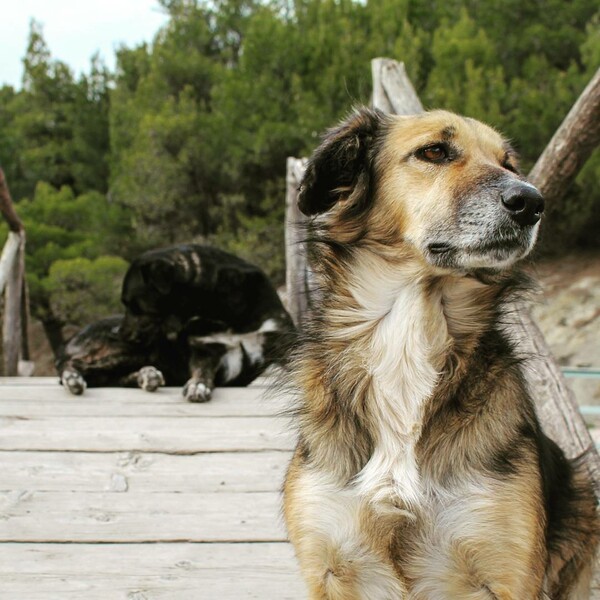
<box><xmin>183</xmin><ymin>346</ymin><xmax>226</xmax><ymax>402</ymax></box>
<box><xmin>120</xmin><ymin>366</ymin><xmax>165</xmax><ymax>392</ymax></box>
<box><xmin>59</xmin><ymin>367</ymin><xmax>87</xmax><ymax>395</ymax></box>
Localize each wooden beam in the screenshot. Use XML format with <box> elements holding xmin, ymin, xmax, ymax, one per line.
<box><xmin>529</xmin><ymin>67</ymin><xmax>600</xmax><ymax>206</ymax></box>
<box><xmin>20</xmin><ymin>277</ymin><xmax>31</xmax><ymax>362</ymax></box>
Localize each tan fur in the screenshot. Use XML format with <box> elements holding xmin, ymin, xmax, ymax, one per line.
<box><xmin>283</xmin><ymin>109</ymin><xmax>598</xmax><ymax>599</ymax></box>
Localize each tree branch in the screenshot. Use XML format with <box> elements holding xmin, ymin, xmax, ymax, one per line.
<box><xmin>0</xmin><ymin>168</ymin><xmax>24</xmax><ymax>233</ymax></box>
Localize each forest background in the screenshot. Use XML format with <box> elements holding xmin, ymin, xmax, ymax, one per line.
<box><xmin>0</xmin><ymin>0</ymin><xmax>598</xmax><ymax>354</ymax></box>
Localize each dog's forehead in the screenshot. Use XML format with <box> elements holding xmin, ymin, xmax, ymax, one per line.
<box><xmin>383</xmin><ymin>111</ymin><xmax>507</xmax><ymax>155</ymax></box>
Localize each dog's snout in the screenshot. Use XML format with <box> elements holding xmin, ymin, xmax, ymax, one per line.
<box><xmin>500</xmin><ymin>184</ymin><xmax>544</xmax><ymax>227</ymax></box>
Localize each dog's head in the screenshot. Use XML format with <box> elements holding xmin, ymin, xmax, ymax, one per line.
<box><xmin>119</xmin><ymin>255</ymin><xmax>179</xmax><ymax>344</ymax></box>
<box><xmin>299</xmin><ymin>108</ymin><xmax>543</xmax><ymax>272</ymax></box>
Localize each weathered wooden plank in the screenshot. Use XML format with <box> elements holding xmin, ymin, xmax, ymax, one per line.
<box><xmin>0</xmin><ymin>382</ymin><xmax>267</xmax><ymax>397</ymax></box>
<box><xmin>286</xmin><ymin>157</ymin><xmax>311</xmax><ymax>326</ymax></box>
<box><xmin>0</xmin><ymin>450</ymin><xmax>290</xmax><ymax>493</ymax></box>
<box><xmin>0</xmin><ymin>415</ymin><xmax>294</xmax><ymax>452</ymax></box>
<box><xmin>0</xmin><ymin>386</ymin><xmax>286</xmax><ymax>417</ymax></box>
<box><xmin>0</xmin><ymin>542</ymin><xmax>305</xmax><ymax>599</ymax></box>
<box><xmin>0</xmin><ymin>376</ymin><xmax>73</xmax><ymax>385</ymax></box>
<box><xmin>512</xmin><ymin>307</ymin><xmax>600</xmax><ymax>480</ymax></box>
<box><xmin>0</xmin><ymin>399</ymin><xmax>281</xmax><ymax>417</ymax></box>
<box><xmin>0</xmin><ymin>490</ymin><xmax>285</xmax><ymax>542</ymax></box>
<box><xmin>0</xmin><ymin>376</ymin><xmax>271</xmax><ymax>387</ymax></box>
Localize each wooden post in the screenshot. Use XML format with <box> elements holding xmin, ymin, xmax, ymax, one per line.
<box><xmin>0</xmin><ymin>167</ymin><xmax>27</xmax><ymax>376</ymax></box>
<box><xmin>371</xmin><ymin>59</ymin><xmax>600</xmax><ymax>495</ymax></box>
<box><xmin>20</xmin><ymin>277</ymin><xmax>31</xmax><ymax>362</ymax></box>
<box><xmin>371</xmin><ymin>58</ymin><xmax>423</xmax><ymax>115</ymax></box>
<box><xmin>2</xmin><ymin>233</ymin><xmax>24</xmax><ymax>375</ymax></box>
<box><xmin>0</xmin><ymin>232</ymin><xmax>21</xmax><ymax>295</ymax></box>
<box><xmin>285</xmin><ymin>158</ymin><xmax>311</xmax><ymax>327</ymax></box>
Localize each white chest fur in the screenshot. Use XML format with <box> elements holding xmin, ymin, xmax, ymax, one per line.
<box><xmin>344</xmin><ymin>259</ymin><xmax>450</xmax><ymax>509</ymax></box>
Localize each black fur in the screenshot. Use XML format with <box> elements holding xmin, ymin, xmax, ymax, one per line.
<box><xmin>298</xmin><ymin>108</ymin><xmax>386</xmax><ymax>216</ymax></box>
<box><xmin>57</xmin><ymin>244</ymin><xmax>295</xmax><ymax>401</ymax></box>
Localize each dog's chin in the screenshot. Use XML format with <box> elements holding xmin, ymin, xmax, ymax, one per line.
<box><xmin>425</xmin><ymin>233</ymin><xmax>537</xmax><ymax>273</ymax></box>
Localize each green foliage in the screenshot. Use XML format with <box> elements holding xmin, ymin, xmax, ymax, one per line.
<box><xmin>0</xmin><ymin>0</ymin><xmax>599</xmax><ymax>337</ymax></box>
<box><xmin>1</xmin><ymin>21</ymin><xmax>111</xmax><ymax>201</ymax></box>
<box><xmin>109</xmin><ymin>3</ymin><xmax>232</xmax><ymax>246</ymax></box>
<box><xmin>210</xmin><ymin>184</ymin><xmax>286</xmax><ymax>283</ymax></box>
<box><xmin>424</xmin><ymin>10</ymin><xmax>507</xmax><ymax>125</ymax></box>
<box><xmin>0</xmin><ymin>182</ymin><xmax>132</xmax><ymax>324</ymax></box>
<box><xmin>44</xmin><ymin>256</ymin><xmax>129</xmax><ymax>326</ymax></box>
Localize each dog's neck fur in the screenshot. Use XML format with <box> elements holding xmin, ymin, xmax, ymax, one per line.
<box><xmin>297</xmin><ymin>247</ymin><xmax>506</xmax><ymax>507</ymax></box>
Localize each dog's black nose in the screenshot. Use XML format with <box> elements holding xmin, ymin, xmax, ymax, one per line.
<box><xmin>500</xmin><ymin>183</ymin><xmax>545</xmax><ymax>226</ymax></box>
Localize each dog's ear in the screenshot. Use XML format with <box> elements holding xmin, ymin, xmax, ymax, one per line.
<box><xmin>142</xmin><ymin>259</ymin><xmax>175</xmax><ymax>295</ymax></box>
<box><xmin>298</xmin><ymin>107</ymin><xmax>385</xmax><ymax>216</ymax></box>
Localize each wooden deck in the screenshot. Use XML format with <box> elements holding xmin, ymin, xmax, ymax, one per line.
<box><xmin>0</xmin><ymin>377</ymin><xmax>305</xmax><ymax>599</ymax></box>
<box><xmin>2</xmin><ymin>377</ymin><xmax>598</xmax><ymax>598</ymax></box>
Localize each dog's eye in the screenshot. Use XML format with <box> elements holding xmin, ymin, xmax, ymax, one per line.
<box><xmin>416</xmin><ymin>144</ymin><xmax>449</xmax><ymax>163</ymax></box>
<box><xmin>501</xmin><ymin>151</ymin><xmax>520</xmax><ymax>174</ymax></box>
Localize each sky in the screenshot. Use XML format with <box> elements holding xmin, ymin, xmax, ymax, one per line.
<box><xmin>1</xmin><ymin>0</ymin><xmax>170</xmax><ymax>88</ymax></box>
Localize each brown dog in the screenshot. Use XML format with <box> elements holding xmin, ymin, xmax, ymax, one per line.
<box><xmin>283</xmin><ymin>108</ymin><xmax>598</xmax><ymax>599</ymax></box>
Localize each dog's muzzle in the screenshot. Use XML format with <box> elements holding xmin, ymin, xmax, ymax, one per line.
<box><xmin>500</xmin><ymin>182</ymin><xmax>544</xmax><ymax>227</ymax></box>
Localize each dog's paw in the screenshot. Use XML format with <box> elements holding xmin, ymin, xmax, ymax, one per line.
<box><xmin>183</xmin><ymin>379</ymin><xmax>213</xmax><ymax>403</ymax></box>
<box><xmin>61</xmin><ymin>369</ymin><xmax>87</xmax><ymax>395</ymax></box>
<box><xmin>137</xmin><ymin>366</ymin><xmax>165</xmax><ymax>392</ymax></box>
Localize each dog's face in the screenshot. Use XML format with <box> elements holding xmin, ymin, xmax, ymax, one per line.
<box><xmin>299</xmin><ymin>109</ymin><xmax>544</xmax><ymax>273</ymax></box>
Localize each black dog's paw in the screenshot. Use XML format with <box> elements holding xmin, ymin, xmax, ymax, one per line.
<box><xmin>137</xmin><ymin>366</ymin><xmax>165</xmax><ymax>392</ymax></box>
<box><xmin>61</xmin><ymin>369</ymin><xmax>87</xmax><ymax>395</ymax></box>
<box><xmin>183</xmin><ymin>379</ymin><xmax>213</xmax><ymax>403</ymax></box>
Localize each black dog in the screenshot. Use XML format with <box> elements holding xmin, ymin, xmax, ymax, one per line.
<box><xmin>57</xmin><ymin>245</ymin><xmax>295</xmax><ymax>401</ymax></box>
<box><xmin>57</xmin><ymin>315</ymin><xmax>169</xmax><ymax>395</ymax></box>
